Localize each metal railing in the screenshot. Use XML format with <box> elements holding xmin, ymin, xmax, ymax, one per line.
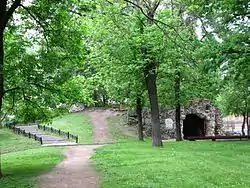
<box><xmin>5</xmin><ymin>122</ymin><xmax>43</xmax><ymax>144</ymax></box>
<box><xmin>37</xmin><ymin>124</ymin><xmax>78</xmax><ymax>143</ymax></box>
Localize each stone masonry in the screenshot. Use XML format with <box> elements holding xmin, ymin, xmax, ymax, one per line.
<box><xmin>125</xmin><ymin>99</ymin><xmax>224</xmax><ymax>139</ymax></box>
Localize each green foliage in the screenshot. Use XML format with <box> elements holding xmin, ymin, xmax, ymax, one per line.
<box><xmin>2</xmin><ymin>1</ymin><xmax>94</xmax><ymax>122</ymax></box>
<box><xmin>184</xmin><ymin>0</ymin><xmax>250</xmax><ymax>115</ymax></box>
<box><xmin>87</xmin><ymin>0</ymin><xmax>228</xmax><ymax>111</ymax></box>
<box><xmin>87</xmin><ymin>2</ymin><xmax>147</xmax><ymax>106</ymax></box>
<box><xmin>217</xmin><ymin>80</ymin><xmax>250</xmax><ymax>116</ymax></box>
<box><xmin>2</xmin><ymin>0</ymin><xmax>249</xmax><ymax>122</ymax></box>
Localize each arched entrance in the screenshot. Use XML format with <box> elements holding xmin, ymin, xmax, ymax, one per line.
<box><xmin>183</xmin><ymin>114</ymin><xmax>206</xmax><ymax>138</ymax></box>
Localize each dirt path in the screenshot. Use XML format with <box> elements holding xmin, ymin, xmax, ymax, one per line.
<box><xmin>87</xmin><ymin>109</ymin><xmax>116</xmax><ymax>144</ymax></box>
<box><xmin>38</xmin><ymin>109</ymin><xmax>118</xmax><ymax>188</ymax></box>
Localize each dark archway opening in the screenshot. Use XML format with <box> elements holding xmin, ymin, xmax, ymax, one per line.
<box><xmin>183</xmin><ymin>114</ymin><xmax>206</xmax><ymax>138</ymax></box>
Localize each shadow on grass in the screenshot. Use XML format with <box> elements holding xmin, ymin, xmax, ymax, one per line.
<box><xmin>1</xmin><ymin>147</ymin><xmax>64</xmax><ymax>188</ymax></box>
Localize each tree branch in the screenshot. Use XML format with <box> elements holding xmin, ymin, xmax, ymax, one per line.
<box><xmin>69</xmin><ymin>9</ymin><xmax>86</xmax><ymax>17</ymax></box>
<box><xmin>104</xmin><ymin>0</ymin><xmax>114</xmax><ymax>5</ymax></box>
<box><xmin>120</xmin><ymin>0</ymin><xmax>198</xmax><ymax>66</ymax></box>
<box><xmin>19</xmin><ymin>4</ymin><xmax>49</xmax><ymax>44</ymax></box>
<box><xmin>4</xmin><ymin>86</ymin><xmax>20</xmax><ymax>95</ymax></box>
<box><xmin>29</xmin><ymin>82</ymin><xmax>60</xmax><ymax>92</ymax></box>
<box><xmin>123</xmin><ymin>0</ymin><xmax>148</xmax><ymax>17</ymax></box>
<box><xmin>152</xmin><ymin>0</ymin><xmax>161</xmax><ymax>14</ymax></box>
<box><xmin>141</xmin><ymin>0</ymin><xmax>151</xmax><ymax>10</ymax></box>
<box><xmin>198</xmin><ymin>18</ymin><xmax>217</xmax><ymax>42</ymax></box>
<box><xmin>3</xmin><ymin>0</ymin><xmax>21</xmax><ymax>29</ymax></box>
<box><xmin>123</xmin><ymin>0</ymin><xmax>188</xmax><ymax>43</ymax></box>
<box><xmin>225</xmin><ymin>12</ymin><xmax>250</xmax><ymax>24</ymax></box>
<box><xmin>19</xmin><ymin>4</ymin><xmax>45</xmax><ymax>30</ymax></box>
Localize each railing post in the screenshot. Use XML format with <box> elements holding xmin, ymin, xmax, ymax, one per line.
<box><xmin>40</xmin><ymin>137</ymin><xmax>43</xmax><ymax>145</ymax></box>
<box><xmin>28</xmin><ymin>124</ymin><xmax>77</xmax><ymax>143</ymax></box>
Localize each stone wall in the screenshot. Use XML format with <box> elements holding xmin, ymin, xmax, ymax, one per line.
<box><xmin>125</xmin><ymin>99</ymin><xmax>224</xmax><ymax>139</ymax></box>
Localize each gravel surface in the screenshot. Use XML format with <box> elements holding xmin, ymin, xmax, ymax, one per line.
<box><xmin>38</xmin><ymin>110</ymin><xmax>117</xmax><ymax>188</ymax></box>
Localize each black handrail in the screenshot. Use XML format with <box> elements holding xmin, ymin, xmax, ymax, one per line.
<box><xmin>5</xmin><ymin>122</ymin><xmax>43</xmax><ymax>144</ymax></box>
<box><xmin>37</xmin><ymin>124</ymin><xmax>78</xmax><ymax>143</ymax></box>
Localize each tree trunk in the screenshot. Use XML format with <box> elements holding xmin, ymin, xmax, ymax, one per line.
<box><xmin>102</xmin><ymin>93</ymin><xmax>107</xmax><ymax>107</ymax></box>
<box><xmin>93</xmin><ymin>90</ymin><xmax>99</xmax><ymax>107</ymax></box>
<box><xmin>144</xmin><ymin>5</ymin><xmax>162</xmax><ymax>147</ymax></box>
<box><xmin>145</xmin><ymin>65</ymin><xmax>162</xmax><ymax>147</ymax></box>
<box><xmin>175</xmin><ymin>71</ymin><xmax>182</xmax><ymax>141</ymax></box>
<box><xmin>0</xmin><ymin>27</ymin><xmax>4</xmax><ymax>180</ymax></box>
<box><xmin>242</xmin><ymin>112</ymin><xmax>246</xmax><ymax>136</ymax></box>
<box><xmin>0</xmin><ymin>30</ymin><xmax>4</xmax><ymax>113</ymax></box>
<box><xmin>0</xmin><ymin>150</ymin><xmax>2</xmax><ymax>178</ymax></box>
<box><xmin>0</xmin><ymin>0</ymin><xmax>21</xmax><ymax>178</ymax></box>
<box><xmin>136</xmin><ymin>95</ymin><xmax>143</xmax><ymax>141</ymax></box>
<box><xmin>247</xmin><ymin>112</ymin><xmax>249</xmax><ymax>136</ymax></box>
<box><xmin>0</xmin><ymin>0</ymin><xmax>6</xmax><ymax>122</ymax></box>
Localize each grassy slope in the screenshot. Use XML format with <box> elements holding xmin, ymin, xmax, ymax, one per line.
<box><xmin>92</xmin><ymin>117</ymin><xmax>250</xmax><ymax>188</ymax></box>
<box><xmin>0</xmin><ymin>128</ymin><xmax>40</xmax><ymax>154</ymax></box>
<box><xmin>51</xmin><ymin>113</ymin><xmax>93</xmax><ymax>144</ymax></box>
<box><xmin>1</xmin><ymin>147</ymin><xmax>64</xmax><ymax>188</ymax></box>
<box><xmin>0</xmin><ymin>127</ymin><xmax>64</xmax><ymax>188</ymax></box>
<box><xmin>106</xmin><ymin>116</ymin><xmax>137</xmax><ymax>142</ymax></box>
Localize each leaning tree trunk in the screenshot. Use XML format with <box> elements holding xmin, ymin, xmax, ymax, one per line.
<box><xmin>136</xmin><ymin>95</ymin><xmax>143</xmax><ymax>141</ymax></box>
<box><xmin>175</xmin><ymin>71</ymin><xmax>182</xmax><ymax>141</ymax></box>
<box><xmin>242</xmin><ymin>112</ymin><xmax>246</xmax><ymax>136</ymax></box>
<box><xmin>145</xmin><ymin>64</ymin><xmax>162</xmax><ymax>147</ymax></box>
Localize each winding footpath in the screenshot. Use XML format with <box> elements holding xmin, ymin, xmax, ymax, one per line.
<box><xmin>38</xmin><ymin>109</ymin><xmax>117</xmax><ymax>188</ymax></box>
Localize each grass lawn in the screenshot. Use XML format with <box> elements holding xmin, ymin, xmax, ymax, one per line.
<box><xmin>0</xmin><ymin>128</ymin><xmax>64</xmax><ymax>188</ymax></box>
<box><xmin>0</xmin><ymin>147</ymin><xmax>64</xmax><ymax>188</ymax></box>
<box><xmin>92</xmin><ymin>140</ymin><xmax>250</xmax><ymax>188</ymax></box>
<box><xmin>106</xmin><ymin>116</ymin><xmax>138</xmax><ymax>142</ymax></box>
<box><xmin>93</xmin><ymin>116</ymin><xmax>250</xmax><ymax>188</ymax></box>
<box><xmin>0</xmin><ymin>128</ymin><xmax>40</xmax><ymax>154</ymax></box>
<box><xmin>51</xmin><ymin>113</ymin><xmax>93</xmax><ymax>144</ymax></box>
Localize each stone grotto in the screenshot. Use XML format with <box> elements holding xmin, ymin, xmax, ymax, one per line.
<box><xmin>125</xmin><ymin>99</ymin><xmax>224</xmax><ymax>139</ymax></box>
